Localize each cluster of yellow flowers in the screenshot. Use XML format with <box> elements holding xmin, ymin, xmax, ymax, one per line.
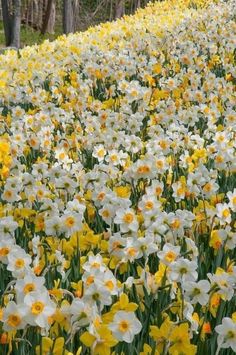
<box><xmin>0</xmin><ymin>0</ymin><xmax>235</xmax><ymax>354</ymax></box>
<box><xmin>0</xmin><ymin>136</ymin><xmax>12</xmax><ymax>180</ymax></box>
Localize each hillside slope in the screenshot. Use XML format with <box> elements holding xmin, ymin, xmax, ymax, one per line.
<box><xmin>0</xmin><ymin>0</ymin><xmax>235</xmax><ymax>354</ymax></box>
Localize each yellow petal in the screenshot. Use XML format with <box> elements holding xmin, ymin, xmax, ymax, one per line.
<box><xmin>54</xmin><ymin>337</ymin><xmax>65</xmax><ymax>353</ymax></box>
<box><xmin>80</xmin><ymin>332</ymin><xmax>96</xmax><ymax>347</ymax></box>
<box><xmin>42</xmin><ymin>337</ymin><xmax>53</xmax><ymax>352</ymax></box>
<box><xmin>75</xmin><ymin>347</ymin><xmax>82</xmax><ymax>355</ymax></box>
<box><xmin>120</xmin><ymin>293</ymin><xmax>129</xmax><ymax>308</ymax></box>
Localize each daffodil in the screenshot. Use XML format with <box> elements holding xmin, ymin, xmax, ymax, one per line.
<box><xmin>169</xmin><ymin>323</ymin><xmax>197</xmax><ymax>354</ymax></box>
<box><xmin>215</xmin><ymin>318</ymin><xmax>236</xmax><ymax>353</ymax></box>
<box><xmin>80</xmin><ymin>325</ymin><xmax>118</xmax><ymax>355</ymax></box>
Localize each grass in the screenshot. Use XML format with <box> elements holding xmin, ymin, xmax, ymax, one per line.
<box><xmin>0</xmin><ymin>21</ymin><xmax>62</xmax><ymax>48</ymax></box>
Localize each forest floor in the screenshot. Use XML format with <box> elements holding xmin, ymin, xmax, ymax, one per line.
<box><xmin>0</xmin><ymin>21</ymin><xmax>60</xmax><ymax>48</ymax></box>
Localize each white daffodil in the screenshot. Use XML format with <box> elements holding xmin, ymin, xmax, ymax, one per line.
<box><xmin>216</xmin><ymin>203</ymin><xmax>232</xmax><ymax>225</ymax></box>
<box><xmin>83</xmin><ymin>254</ymin><xmax>107</xmax><ymax>274</ymax></box>
<box><xmin>227</xmin><ymin>189</ymin><xmax>236</xmax><ymax>212</ymax></box>
<box><xmin>2</xmin><ymin>301</ymin><xmax>28</xmax><ymax>332</ymax></box>
<box><xmin>24</xmin><ymin>291</ymin><xmax>56</xmax><ymax>328</ymax></box>
<box><xmin>15</xmin><ymin>273</ymin><xmax>46</xmax><ymax>302</ymax></box>
<box><xmin>169</xmin><ymin>258</ymin><xmax>198</xmax><ymax>283</ymax></box>
<box><xmin>114</xmin><ymin>208</ymin><xmax>139</xmax><ymax>233</ymax></box>
<box><xmin>215</xmin><ymin>317</ymin><xmax>236</xmax><ymax>353</ymax></box>
<box><xmin>0</xmin><ymin>216</ymin><xmax>18</xmax><ymax>237</ymax></box>
<box><xmin>61</xmin><ymin>211</ymin><xmax>83</xmax><ymax>237</ymax></box>
<box><xmin>70</xmin><ymin>298</ymin><xmax>93</xmax><ymax>326</ymax></box>
<box><xmin>83</xmin><ymin>281</ymin><xmax>112</xmax><ymax>310</ymax></box>
<box><xmin>44</xmin><ymin>215</ymin><xmax>63</xmax><ymax>236</ymax></box>
<box><xmin>157</xmin><ymin>243</ymin><xmax>180</xmax><ymax>265</ymax></box>
<box><xmin>183</xmin><ymin>280</ymin><xmax>210</xmax><ymax>305</ymax></box>
<box><xmin>7</xmin><ymin>247</ymin><xmax>32</xmax><ymax>278</ymax></box>
<box><xmin>109</xmin><ymin>311</ymin><xmax>142</xmax><ymax>343</ymax></box>
<box><xmin>92</xmin><ymin>145</ymin><xmax>107</xmax><ymax>162</ymax></box>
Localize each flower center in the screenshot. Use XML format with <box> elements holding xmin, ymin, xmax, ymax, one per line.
<box><xmin>123</xmin><ymin>213</ymin><xmax>134</xmax><ymax>224</ymax></box>
<box><xmin>98</xmin><ymin>192</ymin><xmax>105</xmax><ymax>201</ymax></box>
<box><xmin>111</xmin><ymin>154</ymin><xmax>118</xmax><ymax>162</ymax></box>
<box><xmin>97</xmin><ymin>149</ymin><xmax>105</xmax><ymax>158</ymax></box>
<box><xmin>59</xmin><ymin>152</ymin><xmax>66</xmax><ymax>160</ymax></box>
<box><xmin>112</xmin><ymin>241</ymin><xmax>122</xmax><ymax>251</ymax></box>
<box><xmin>15</xmin><ymin>258</ymin><xmax>25</xmax><ymax>268</ymax></box>
<box><xmin>145</xmin><ymin>201</ymin><xmax>154</xmax><ymax>210</ymax></box>
<box><xmin>180</xmin><ymin>267</ymin><xmax>187</xmax><ymax>274</ymax></box>
<box><xmin>105</xmin><ymin>280</ymin><xmax>114</xmax><ymax>291</ymax></box>
<box><xmin>177</xmin><ymin>187</ymin><xmax>185</xmax><ymax>196</ymax></box>
<box><xmin>119</xmin><ymin>320</ymin><xmax>130</xmax><ymax>332</ymax></box>
<box><xmin>86</xmin><ymin>275</ymin><xmax>94</xmax><ymax>286</ymax></box>
<box><xmin>215</xmin><ymin>155</ymin><xmax>224</xmax><ymax>163</ymax></box>
<box><xmin>7</xmin><ymin>314</ymin><xmax>21</xmax><ymax>327</ymax></box>
<box><xmin>156</xmin><ymin>160</ymin><xmax>164</xmax><ymax>169</ymax></box>
<box><xmin>203</xmin><ymin>183</ymin><xmax>212</xmax><ymax>192</ymax></box>
<box><xmin>65</xmin><ymin>216</ymin><xmax>75</xmax><ymax>227</ymax></box>
<box><xmin>159</xmin><ymin>140</ymin><xmax>167</xmax><ymax>149</ymax></box>
<box><xmin>222</xmin><ymin>209</ymin><xmax>230</xmax><ymax>218</ymax></box>
<box><xmin>137</xmin><ymin>165</ymin><xmax>150</xmax><ymax>174</ymax></box>
<box><xmin>226</xmin><ymin>330</ymin><xmax>236</xmax><ymax>340</ymax></box>
<box><xmin>155</xmin><ymin>187</ymin><xmax>162</xmax><ymax>196</ymax></box>
<box><xmin>0</xmin><ymin>247</ymin><xmax>10</xmax><ymax>257</ymax></box>
<box><xmin>91</xmin><ymin>262</ymin><xmax>100</xmax><ymax>269</ymax></box>
<box><xmin>127</xmin><ymin>247</ymin><xmax>137</xmax><ymax>257</ymax></box>
<box><xmin>24</xmin><ymin>283</ymin><xmax>35</xmax><ymax>294</ymax></box>
<box><xmin>31</xmin><ymin>301</ymin><xmax>45</xmax><ymax>315</ymax></box>
<box><xmin>92</xmin><ymin>293</ymin><xmax>100</xmax><ymax>301</ymax></box>
<box><xmin>170</xmin><ymin>219</ymin><xmax>181</xmax><ymax>229</ymax></box>
<box><xmin>102</xmin><ymin>210</ymin><xmax>110</xmax><ymax>218</ymax></box>
<box><xmin>192</xmin><ymin>288</ymin><xmax>201</xmax><ymax>296</ymax></box>
<box><xmin>165</xmin><ymin>251</ymin><xmax>176</xmax><ymax>262</ymax></box>
<box><xmin>4</xmin><ymin>191</ymin><xmax>12</xmax><ymax>198</ymax></box>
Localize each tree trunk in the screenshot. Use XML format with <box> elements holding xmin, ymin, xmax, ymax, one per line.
<box><xmin>1</xmin><ymin>0</ymin><xmax>12</xmax><ymax>46</ymax></box>
<box><xmin>47</xmin><ymin>1</ymin><xmax>55</xmax><ymax>33</ymax></box>
<box><xmin>136</xmin><ymin>0</ymin><xmax>141</xmax><ymax>9</ymax></box>
<box><xmin>41</xmin><ymin>0</ymin><xmax>55</xmax><ymax>34</ymax></box>
<box><xmin>63</xmin><ymin>0</ymin><xmax>74</xmax><ymax>34</ymax></box>
<box><xmin>1</xmin><ymin>0</ymin><xmax>21</xmax><ymax>48</ymax></box>
<box><xmin>63</xmin><ymin>0</ymin><xmax>79</xmax><ymax>34</ymax></box>
<box><xmin>11</xmin><ymin>0</ymin><xmax>21</xmax><ymax>48</ymax></box>
<box><xmin>115</xmin><ymin>0</ymin><xmax>124</xmax><ymax>19</ymax></box>
<box><xmin>37</xmin><ymin>0</ymin><xmax>45</xmax><ymax>30</ymax></box>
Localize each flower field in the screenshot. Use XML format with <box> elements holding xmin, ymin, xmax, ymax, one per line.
<box><xmin>0</xmin><ymin>0</ymin><xmax>235</xmax><ymax>353</ymax></box>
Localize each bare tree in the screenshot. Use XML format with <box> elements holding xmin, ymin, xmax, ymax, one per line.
<box><xmin>115</xmin><ymin>0</ymin><xmax>124</xmax><ymax>19</ymax></box>
<box><xmin>1</xmin><ymin>0</ymin><xmax>11</xmax><ymax>46</ymax></box>
<box><xmin>41</xmin><ymin>0</ymin><xmax>55</xmax><ymax>34</ymax></box>
<box><xmin>47</xmin><ymin>0</ymin><xmax>56</xmax><ymax>33</ymax></box>
<box><xmin>11</xmin><ymin>0</ymin><xmax>21</xmax><ymax>47</ymax></box>
<box><xmin>135</xmin><ymin>0</ymin><xmax>141</xmax><ymax>10</ymax></box>
<box><xmin>22</xmin><ymin>0</ymin><xmax>56</xmax><ymax>34</ymax></box>
<box><xmin>1</xmin><ymin>0</ymin><xmax>21</xmax><ymax>48</ymax></box>
<box><xmin>63</xmin><ymin>0</ymin><xmax>79</xmax><ymax>34</ymax></box>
